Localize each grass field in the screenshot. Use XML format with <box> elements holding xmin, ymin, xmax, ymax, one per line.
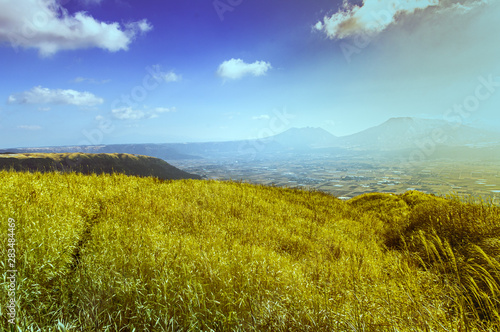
<box><xmin>1</xmin><ymin>170</ymin><xmax>500</xmax><ymax>331</ymax></box>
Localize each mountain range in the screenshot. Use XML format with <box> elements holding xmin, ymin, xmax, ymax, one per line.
<box><xmin>2</xmin><ymin>117</ymin><xmax>500</xmax><ymax>161</ymax></box>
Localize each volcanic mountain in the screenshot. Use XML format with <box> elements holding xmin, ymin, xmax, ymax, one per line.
<box><xmin>336</xmin><ymin>117</ymin><xmax>500</xmax><ymax>151</ymax></box>
<box><xmin>271</xmin><ymin>127</ymin><xmax>338</xmax><ymax>150</ymax></box>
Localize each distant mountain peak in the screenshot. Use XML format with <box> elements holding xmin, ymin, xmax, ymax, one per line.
<box><xmin>273</xmin><ymin>127</ymin><xmax>337</xmax><ymax>149</ymax></box>
<box><xmin>385</xmin><ymin>117</ymin><xmax>415</xmax><ymax>123</ymax></box>
<box><xmin>339</xmin><ymin>117</ymin><xmax>500</xmax><ymax>151</ymax></box>
<box><xmin>283</xmin><ymin>126</ymin><xmax>332</xmax><ymax>132</ymax></box>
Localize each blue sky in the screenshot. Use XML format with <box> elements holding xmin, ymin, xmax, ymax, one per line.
<box><xmin>1</xmin><ymin>0</ymin><xmax>499</xmax><ymax>148</ymax></box>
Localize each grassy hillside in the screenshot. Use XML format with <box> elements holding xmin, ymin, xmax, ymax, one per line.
<box><xmin>1</xmin><ymin>171</ymin><xmax>500</xmax><ymax>331</ymax></box>
<box><xmin>0</xmin><ymin>153</ymin><xmax>201</xmax><ymax>180</ymax></box>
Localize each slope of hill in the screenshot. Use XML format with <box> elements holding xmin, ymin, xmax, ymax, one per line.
<box><xmin>0</xmin><ymin>153</ymin><xmax>201</xmax><ymax>180</ymax></box>
<box><xmin>0</xmin><ymin>144</ymin><xmax>201</xmax><ymax>160</ymax></box>
<box><xmin>1</xmin><ymin>171</ymin><xmax>499</xmax><ymax>331</ymax></box>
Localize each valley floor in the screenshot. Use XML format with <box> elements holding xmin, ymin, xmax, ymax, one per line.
<box><xmin>171</xmin><ymin>156</ymin><xmax>500</xmax><ymax>204</ymax></box>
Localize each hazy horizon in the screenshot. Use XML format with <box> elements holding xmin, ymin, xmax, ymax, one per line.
<box><xmin>1</xmin><ymin>0</ymin><xmax>500</xmax><ymax>149</ymax></box>
<box><xmin>3</xmin><ymin>115</ymin><xmax>500</xmax><ymax>150</ymax></box>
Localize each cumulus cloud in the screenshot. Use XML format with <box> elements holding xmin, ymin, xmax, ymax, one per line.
<box><xmin>314</xmin><ymin>0</ymin><xmax>486</xmax><ymax>39</ymax></box>
<box><xmin>112</xmin><ymin>107</ymin><xmax>175</xmax><ymax>120</ymax></box>
<box><xmin>0</xmin><ymin>0</ymin><xmax>152</xmax><ymax>56</ymax></box>
<box><xmin>8</xmin><ymin>86</ymin><xmax>104</xmax><ymax>106</ymax></box>
<box><xmin>217</xmin><ymin>58</ymin><xmax>272</xmax><ymax>80</ymax></box>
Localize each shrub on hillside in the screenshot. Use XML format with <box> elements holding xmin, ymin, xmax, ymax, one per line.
<box><xmin>399</xmin><ymin>193</ymin><xmax>500</xmax><ymax>324</ymax></box>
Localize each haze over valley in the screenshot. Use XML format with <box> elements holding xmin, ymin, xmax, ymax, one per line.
<box><xmin>3</xmin><ymin>117</ymin><xmax>500</xmax><ymax>202</ymax></box>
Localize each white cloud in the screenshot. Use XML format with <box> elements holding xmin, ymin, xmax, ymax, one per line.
<box><xmin>436</xmin><ymin>0</ymin><xmax>489</xmax><ymax>14</ymax></box>
<box><xmin>112</xmin><ymin>107</ymin><xmax>175</xmax><ymax>120</ymax></box>
<box><xmin>313</xmin><ymin>0</ymin><xmax>481</xmax><ymax>39</ymax></box>
<box><xmin>8</xmin><ymin>86</ymin><xmax>104</xmax><ymax>106</ymax></box>
<box><xmin>112</xmin><ymin>108</ymin><xmax>146</xmax><ymax>120</ymax></box>
<box><xmin>252</xmin><ymin>115</ymin><xmax>270</xmax><ymax>120</ymax></box>
<box><xmin>148</xmin><ymin>65</ymin><xmax>182</xmax><ymax>83</ymax></box>
<box><xmin>162</xmin><ymin>72</ymin><xmax>181</xmax><ymax>83</ymax></box>
<box><xmin>18</xmin><ymin>125</ymin><xmax>42</xmax><ymax>130</ymax></box>
<box><xmin>0</xmin><ymin>0</ymin><xmax>152</xmax><ymax>56</ymax></box>
<box><xmin>38</xmin><ymin>106</ymin><xmax>51</xmax><ymax>111</ymax></box>
<box><xmin>125</xmin><ymin>19</ymin><xmax>153</xmax><ymax>36</ymax></box>
<box><xmin>154</xmin><ymin>107</ymin><xmax>175</xmax><ymax>113</ymax></box>
<box><xmin>217</xmin><ymin>58</ymin><xmax>272</xmax><ymax>80</ymax></box>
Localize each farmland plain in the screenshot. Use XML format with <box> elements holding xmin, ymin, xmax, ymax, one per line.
<box><xmin>172</xmin><ymin>156</ymin><xmax>500</xmax><ymax>204</ymax></box>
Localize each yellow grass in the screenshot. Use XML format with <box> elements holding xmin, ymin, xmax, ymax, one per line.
<box><xmin>1</xmin><ymin>171</ymin><xmax>499</xmax><ymax>331</ymax></box>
